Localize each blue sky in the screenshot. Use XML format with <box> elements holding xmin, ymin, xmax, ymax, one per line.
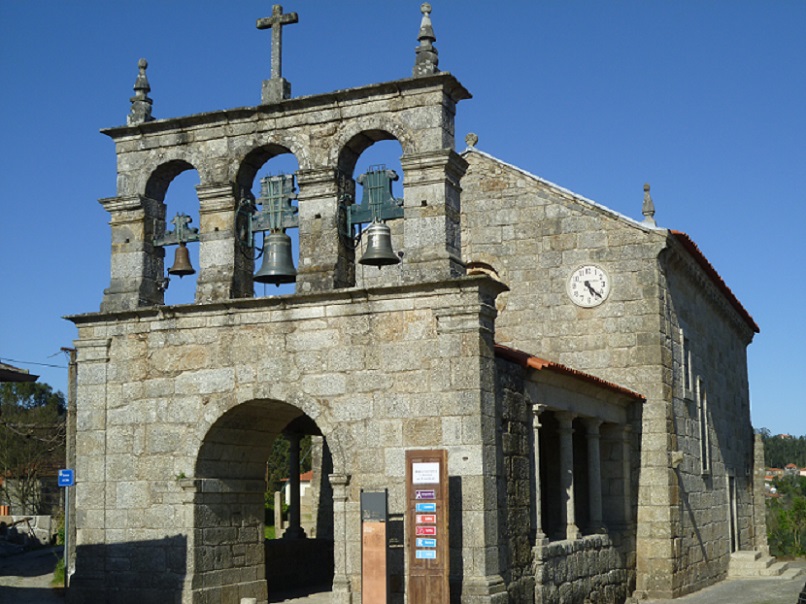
<box><xmin>1</xmin><ymin>2</ymin><xmax>803</xmax><ymax>434</ymax></box>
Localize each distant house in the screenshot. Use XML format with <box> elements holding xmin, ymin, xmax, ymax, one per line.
<box><xmin>0</xmin><ymin>361</ymin><xmax>38</xmax><ymax>383</ymax></box>
<box><xmin>281</xmin><ymin>470</ymin><xmax>313</xmax><ymax>506</ymax></box>
<box><xmin>784</xmin><ymin>463</ymin><xmax>800</xmax><ymax>476</ymax></box>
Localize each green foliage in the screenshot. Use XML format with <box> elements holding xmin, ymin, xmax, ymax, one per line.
<box><xmin>767</xmin><ymin>474</ymin><xmax>806</xmax><ymax>557</ymax></box>
<box><xmin>264</xmin><ymin>433</ymin><xmax>313</xmax><ymax>494</ymax></box>
<box><xmin>0</xmin><ymin>382</ymin><xmax>66</xmax><ymax>514</ymax></box>
<box><xmin>759</xmin><ymin>428</ymin><xmax>806</xmax><ymax>469</ymax></box>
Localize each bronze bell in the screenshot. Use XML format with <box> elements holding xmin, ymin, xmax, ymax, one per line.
<box><xmin>359</xmin><ymin>221</ymin><xmax>400</xmax><ymax>267</ymax></box>
<box><xmin>254</xmin><ymin>231</ymin><xmax>297</xmax><ymax>285</ymax></box>
<box><xmin>168</xmin><ymin>242</ymin><xmax>195</xmax><ymax>277</ymax></box>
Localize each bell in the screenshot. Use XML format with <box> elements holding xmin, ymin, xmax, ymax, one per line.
<box><xmin>167</xmin><ymin>242</ymin><xmax>195</xmax><ymax>277</ymax></box>
<box><xmin>359</xmin><ymin>221</ymin><xmax>400</xmax><ymax>267</ymax></box>
<box><xmin>254</xmin><ymin>231</ymin><xmax>297</xmax><ymax>285</ymax></box>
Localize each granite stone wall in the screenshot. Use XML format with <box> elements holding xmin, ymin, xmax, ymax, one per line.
<box><xmin>69</xmin><ymin>277</ymin><xmax>508</xmax><ymax>604</ymax></box>
<box><xmin>459</xmin><ymin>149</ymin><xmax>757</xmax><ymax>598</ymax></box>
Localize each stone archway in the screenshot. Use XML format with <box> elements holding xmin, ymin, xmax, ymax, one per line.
<box><xmin>190</xmin><ymin>399</ymin><xmax>334</xmax><ymax>604</ymax></box>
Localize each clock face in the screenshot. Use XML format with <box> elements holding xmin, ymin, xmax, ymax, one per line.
<box><xmin>567</xmin><ymin>264</ymin><xmax>611</xmax><ymax>308</ymax></box>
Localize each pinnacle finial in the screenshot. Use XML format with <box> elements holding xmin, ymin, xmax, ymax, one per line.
<box><xmin>128</xmin><ymin>58</ymin><xmax>154</xmax><ymax>126</ymax></box>
<box><xmin>413</xmin><ymin>3</ymin><xmax>439</xmax><ymax>77</ymax></box>
<box><xmin>642</xmin><ymin>183</ymin><xmax>657</xmax><ymax>226</ymax></box>
<box><xmin>465</xmin><ymin>133</ymin><xmax>479</xmax><ymax>149</ymax></box>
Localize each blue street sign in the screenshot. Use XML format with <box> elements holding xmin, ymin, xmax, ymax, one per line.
<box><xmin>58</xmin><ymin>469</ymin><xmax>74</xmax><ymax>487</ymax></box>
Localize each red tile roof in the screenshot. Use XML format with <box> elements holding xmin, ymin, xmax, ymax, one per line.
<box><xmin>495</xmin><ymin>344</ymin><xmax>645</xmax><ymax>401</ymax></box>
<box><xmin>670</xmin><ymin>231</ymin><xmax>759</xmax><ymax>333</ymax></box>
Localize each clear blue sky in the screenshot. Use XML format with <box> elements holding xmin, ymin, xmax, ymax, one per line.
<box><xmin>1</xmin><ymin>2</ymin><xmax>803</xmax><ymax>434</ymax></box>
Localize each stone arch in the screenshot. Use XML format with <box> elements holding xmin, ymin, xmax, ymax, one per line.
<box><xmin>190</xmin><ymin>398</ymin><xmax>339</xmax><ymax>602</ymax></box>
<box><xmin>144</xmin><ymin>159</ymin><xmax>197</xmax><ymax>202</ymax></box>
<box><xmin>335</xmin><ymin>118</ymin><xmax>413</xmax><ymax>177</ymax></box>
<box><xmin>234</xmin><ymin>142</ymin><xmax>306</xmax><ymax>198</ymax></box>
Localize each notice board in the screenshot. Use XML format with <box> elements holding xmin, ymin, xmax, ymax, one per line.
<box><xmin>406</xmin><ymin>449</ymin><xmax>448</xmax><ymax>604</ymax></box>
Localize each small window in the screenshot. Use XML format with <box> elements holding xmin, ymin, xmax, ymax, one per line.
<box><xmin>681</xmin><ymin>330</ymin><xmax>693</xmax><ymax>400</ymax></box>
<box><xmin>698</xmin><ymin>378</ymin><xmax>710</xmax><ymax>474</ymax></box>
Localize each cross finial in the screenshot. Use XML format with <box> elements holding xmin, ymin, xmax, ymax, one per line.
<box><xmin>128</xmin><ymin>58</ymin><xmax>154</xmax><ymax>126</ymax></box>
<box><xmin>413</xmin><ymin>3</ymin><xmax>439</xmax><ymax>77</ymax></box>
<box><xmin>257</xmin><ymin>4</ymin><xmax>299</xmax><ymax>104</ymax></box>
<box><xmin>642</xmin><ymin>183</ymin><xmax>657</xmax><ymax>226</ymax></box>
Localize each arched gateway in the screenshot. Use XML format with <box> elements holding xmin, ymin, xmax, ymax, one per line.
<box><xmin>66</xmin><ymin>5</ymin><xmax>766</xmax><ymax>604</ymax></box>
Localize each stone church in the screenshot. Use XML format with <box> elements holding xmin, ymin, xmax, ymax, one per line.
<box><xmin>66</xmin><ymin>5</ymin><xmax>774</xmax><ymax>604</ymax></box>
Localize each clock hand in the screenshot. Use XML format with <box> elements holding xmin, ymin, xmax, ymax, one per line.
<box><xmin>584</xmin><ymin>280</ymin><xmax>603</xmax><ymax>298</ymax></box>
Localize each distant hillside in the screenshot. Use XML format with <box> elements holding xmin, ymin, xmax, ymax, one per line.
<box><xmin>760</xmin><ymin>428</ymin><xmax>806</xmax><ymax>468</ymax></box>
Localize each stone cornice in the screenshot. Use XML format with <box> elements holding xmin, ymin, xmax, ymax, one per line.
<box><xmin>100</xmin><ymin>73</ymin><xmax>471</xmax><ymax>142</ymax></box>
<box><xmin>66</xmin><ymin>273</ymin><xmax>508</xmax><ymax>326</ymax></box>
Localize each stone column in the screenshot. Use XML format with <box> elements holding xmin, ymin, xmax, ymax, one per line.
<box><xmin>620</xmin><ymin>425</ymin><xmax>633</xmax><ymax>526</ymax></box>
<box><xmin>283</xmin><ymin>432</ymin><xmax>306</xmax><ymax>539</ymax></box>
<box><xmin>399</xmin><ymin>149</ymin><xmax>468</xmax><ymax>283</ymax></box>
<box><xmin>99</xmin><ymin>194</ymin><xmax>165</xmax><ymax>311</ymax></box>
<box><xmin>329</xmin><ymin>473</ymin><xmax>352</xmax><ymax>604</ymax></box>
<box><xmin>556</xmin><ymin>412</ymin><xmax>580</xmax><ymax>540</ymax></box>
<box><xmin>67</xmin><ymin>338</ymin><xmax>110</xmax><ymax>598</ymax></box>
<box><xmin>752</xmin><ymin>433</ymin><xmax>770</xmax><ymax>553</ymax></box>
<box><xmin>295</xmin><ymin>168</ymin><xmax>353</xmax><ymax>294</ymax></box>
<box><xmin>196</xmin><ymin>183</ymin><xmax>252</xmax><ymax>302</ymax></box>
<box><xmin>531</xmin><ymin>404</ymin><xmax>548</xmax><ymax>546</ymax></box>
<box><xmin>585</xmin><ymin>418</ymin><xmax>604</xmax><ymax>533</ymax></box>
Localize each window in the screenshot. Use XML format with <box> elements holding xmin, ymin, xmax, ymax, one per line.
<box><xmin>698</xmin><ymin>378</ymin><xmax>710</xmax><ymax>474</ymax></box>
<box><xmin>681</xmin><ymin>329</ymin><xmax>693</xmax><ymax>400</ymax></box>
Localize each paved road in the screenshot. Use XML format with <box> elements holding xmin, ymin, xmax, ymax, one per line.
<box><xmin>0</xmin><ymin>546</ymin><xmax>64</xmax><ymax>604</ymax></box>
<box><xmin>642</xmin><ymin>559</ymin><xmax>806</xmax><ymax>604</ymax></box>
<box><xmin>1</xmin><ymin>548</ymin><xmax>804</xmax><ymax>604</ymax></box>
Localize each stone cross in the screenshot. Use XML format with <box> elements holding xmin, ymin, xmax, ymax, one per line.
<box><xmin>257</xmin><ymin>5</ymin><xmax>298</xmax><ymax>103</ymax></box>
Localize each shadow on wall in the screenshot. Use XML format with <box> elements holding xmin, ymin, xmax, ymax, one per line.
<box><xmin>68</xmin><ymin>535</ymin><xmax>186</xmax><ymax>604</ymax></box>
<box><xmin>265</xmin><ymin>538</ymin><xmax>333</xmax><ymax>597</ymax></box>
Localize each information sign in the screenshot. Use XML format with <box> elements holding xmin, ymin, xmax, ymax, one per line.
<box><xmin>406</xmin><ymin>449</ymin><xmax>448</xmax><ymax>604</ymax></box>
<box><xmin>412</xmin><ymin>462</ymin><xmax>440</xmax><ymax>484</ymax></box>
<box><xmin>58</xmin><ymin>469</ymin><xmax>75</xmax><ymax>487</ymax></box>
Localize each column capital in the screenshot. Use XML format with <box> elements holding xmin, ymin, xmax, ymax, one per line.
<box><xmin>196</xmin><ymin>183</ymin><xmax>237</xmax><ymax>212</ymax></box>
<box><xmin>584</xmin><ymin>417</ymin><xmax>604</xmax><ymax>434</ymax></box>
<box><xmin>99</xmin><ymin>194</ymin><xmax>162</xmax><ymax>215</ymax></box>
<box><xmin>555</xmin><ymin>411</ymin><xmax>576</xmax><ymax>429</ymax></box>
<box><xmin>399</xmin><ymin>148</ymin><xmax>468</xmax><ymax>185</ymax></box>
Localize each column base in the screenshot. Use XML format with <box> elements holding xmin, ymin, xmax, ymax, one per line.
<box><xmin>282</xmin><ymin>526</ymin><xmax>308</xmax><ymax>540</ymax></box>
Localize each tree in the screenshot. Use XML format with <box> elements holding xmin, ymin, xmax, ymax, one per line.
<box><xmin>265</xmin><ymin>433</ymin><xmax>312</xmax><ymax>494</ymax></box>
<box><xmin>759</xmin><ymin>428</ymin><xmax>806</xmax><ymax>468</ymax></box>
<box><xmin>0</xmin><ymin>382</ymin><xmax>66</xmax><ymax>514</ymax></box>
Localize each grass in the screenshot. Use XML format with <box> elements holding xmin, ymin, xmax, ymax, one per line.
<box><xmin>51</xmin><ymin>556</ymin><xmax>65</xmax><ymax>587</ymax></box>
<box><xmin>265</xmin><ymin>525</ymin><xmax>276</xmax><ymax>540</ymax></box>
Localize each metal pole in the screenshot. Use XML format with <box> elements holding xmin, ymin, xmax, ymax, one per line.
<box><xmin>63</xmin><ymin>485</ymin><xmax>69</xmax><ymax>588</ymax></box>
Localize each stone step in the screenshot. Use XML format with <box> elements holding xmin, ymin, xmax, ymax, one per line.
<box><xmin>728</xmin><ymin>551</ymin><xmax>801</xmax><ymax>578</ymax></box>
